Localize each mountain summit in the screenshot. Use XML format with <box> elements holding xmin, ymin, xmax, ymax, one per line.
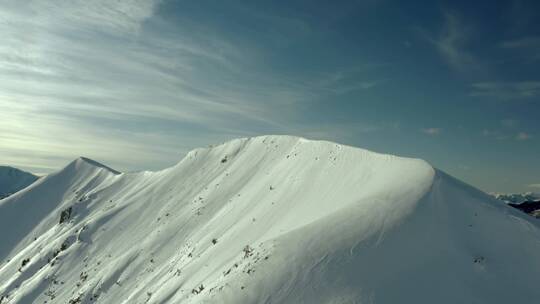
<box><xmin>64</xmin><ymin>157</ymin><xmax>121</xmax><ymax>176</ymax></box>
<box><xmin>0</xmin><ymin>136</ymin><xmax>539</xmax><ymax>304</ymax></box>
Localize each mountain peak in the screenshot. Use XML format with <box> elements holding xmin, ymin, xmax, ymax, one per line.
<box><xmin>71</xmin><ymin>157</ymin><xmax>120</xmax><ymax>175</ymax></box>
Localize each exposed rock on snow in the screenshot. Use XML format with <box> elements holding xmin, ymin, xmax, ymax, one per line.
<box><xmin>508</xmin><ymin>201</ymin><xmax>540</xmax><ymax>218</ymax></box>
<box><xmin>0</xmin><ymin>136</ymin><xmax>539</xmax><ymax>303</ymax></box>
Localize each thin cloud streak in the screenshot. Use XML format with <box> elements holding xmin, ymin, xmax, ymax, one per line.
<box><xmin>432</xmin><ymin>11</ymin><xmax>478</xmax><ymax>73</ymax></box>
<box><xmin>500</xmin><ymin>36</ymin><xmax>540</xmax><ymax>61</ymax></box>
<box><xmin>422</xmin><ymin>128</ymin><xmax>441</xmax><ymax>135</ymax></box>
<box><xmin>470</xmin><ymin>81</ymin><xmax>540</xmax><ymax>99</ymax></box>
<box><xmin>516</xmin><ymin>132</ymin><xmax>532</xmax><ymax>141</ymax></box>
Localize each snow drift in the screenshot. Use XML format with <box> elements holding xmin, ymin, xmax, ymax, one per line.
<box><xmin>1</xmin><ymin>135</ymin><xmax>539</xmax><ymax>304</ymax></box>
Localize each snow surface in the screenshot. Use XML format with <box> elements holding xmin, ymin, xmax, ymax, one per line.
<box><xmin>0</xmin><ymin>167</ymin><xmax>38</xmax><ymax>200</ymax></box>
<box><xmin>1</xmin><ymin>135</ymin><xmax>539</xmax><ymax>304</ymax></box>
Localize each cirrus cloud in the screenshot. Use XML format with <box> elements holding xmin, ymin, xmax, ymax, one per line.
<box><xmin>422</xmin><ymin>128</ymin><xmax>441</xmax><ymax>135</ymax></box>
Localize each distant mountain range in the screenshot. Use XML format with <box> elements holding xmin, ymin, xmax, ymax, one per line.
<box><xmin>0</xmin><ymin>166</ymin><xmax>38</xmax><ymax>199</ymax></box>
<box><xmin>493</xmin><ymin>192</ymin><xmax>540</xmax><ymax>204</ymax></box>
<box><xmin>493</xmin><ymin>192</ymin><xmax>540</xmax><ymax>218</ymax></box>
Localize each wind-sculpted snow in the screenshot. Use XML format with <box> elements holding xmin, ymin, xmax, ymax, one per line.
<box><xmin>0</xmin><ymin>136</ymin><xmax>539</xmax><ymax>304</ymax></box>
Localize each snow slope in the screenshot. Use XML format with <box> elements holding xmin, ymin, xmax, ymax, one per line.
<box><xmin>0</xmin><ymin>167</ymin><xmax>38</xmax><ymax>200</ymax></box>
<box><xmin>1</xmin><ymin>135</ymin><xmax>539</xmax><ymax>304</ymax></box>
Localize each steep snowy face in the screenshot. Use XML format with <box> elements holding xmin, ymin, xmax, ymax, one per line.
<box><xmin>0</xmin><ymin>136</ymin><xmax>539</xmax><ymax>304</ymax></box>
<box><xmin>0</xmin><ymin>158</ymin><xmax>120</xmax><ymax>261</ymax></box>
<box><xmin>0</xmin><ymin>166</ymin><xmax>38</xmax><ymax>200</ymax></box>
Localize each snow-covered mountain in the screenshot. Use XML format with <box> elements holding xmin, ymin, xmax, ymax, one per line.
<box><xmin>492</xmin><ymin>193</ymin><xmax>540</xmax><ymax>218</ymax></box>
<box><xmin>1</xmin><ymin>136</ymin><xmax>539</xmax><ymax>304</ymax></box>
<box><xmin>0</xmin><ymin>166</ymin><xmax>38</xmax><ymax>200</ymax></box>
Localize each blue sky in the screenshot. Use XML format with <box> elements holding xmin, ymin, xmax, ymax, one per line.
<box><xmin>0</xmin><ymin>0</ymin><xmax>539</xmax><ymax>193</ymax></box>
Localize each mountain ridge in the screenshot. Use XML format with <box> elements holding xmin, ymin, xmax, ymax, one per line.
<box><xmin>0</xmin><ymin>135</ymin><xmax>539</xmax><ymax>304</ymax></box>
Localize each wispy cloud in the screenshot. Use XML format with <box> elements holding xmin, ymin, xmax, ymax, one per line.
<box><xmin>481</xmin><ymin>127</ymin><xmax>533</xmax><ymax>141</ymax></box>
<box><xmin>0</xmin><ymin>1</ymin><xmax>388</xmax><ymax>173</ymax></box>
<box><xmin>500</xmin><ymin>36</ymin><xmax>540</xmax><ymax>61</ymax></box>
<box><xmin>481</xmin><ymin>129</ymin><xmax>494</xmax><ymax>137</ymax></box>
<box><xmin>481</xmin><ymin>129</ymin><xmax>504</xmax><ymax>139</ymax></box>
<box><xmin>527</xmin><ymin>183</ymin><xmax>540</xmax><ymax>189</ymax></box>
<box><xmin>501</xmin><ymin>119</ymin><xmax>517</xmax><ymax>128</ymax></box>
<box><xmin>309</xmin><ymin>64</ymin><xmax>387</xmax><ymax>95</ymax></box>
<box><xmin>516</xmin><ymin>132</ymin><xmax>532</xmax><ymax>140</ymax></box>
<box><xmin>501</xmin><ymin>36</ymin><xmax>540</xmax><ymax>49</ymax></box>
<box><xmin>422</xmin><ymin>128</ymin><xmax>441</xmax><ymax>135</ymax></box>
<box><xmin>470</xmin><ymin>81</ymin><xmax>540</xmax><ymax>99</ymax></box>
<box><xmin>0</xmin><ymin>0</ymin><xmax>298</xmax><ymax>172</ymax></box>
<box><xmin>0</xmin><ymin>0</ymin><xmax>160</xmax><ymax>36</ymax></box>
<box><xmin>431</xmin><ymin>11</ymin><xmax>478</xmax><ymax>72</ymax></box>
